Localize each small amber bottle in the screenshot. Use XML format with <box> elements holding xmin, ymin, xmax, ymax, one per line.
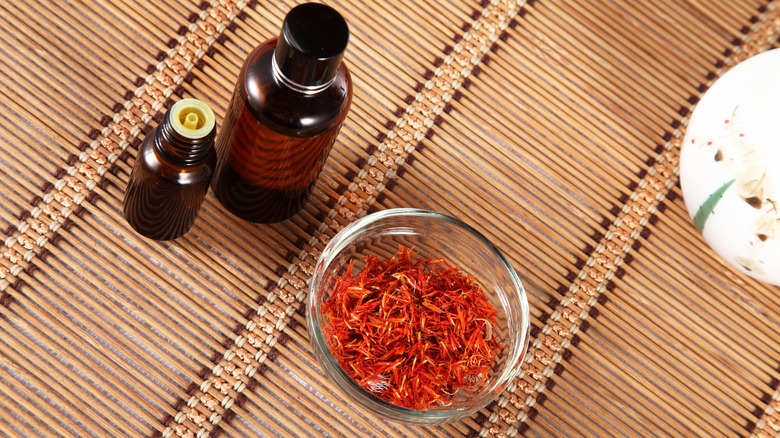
<box><xmin>123</xmin><ymin>99</ymin><xmax>217</xmax><ymax>240</ymax></box>
<box><xmin>211</xmin><ymin>2</ymin><xmax>352</xmax><ymax>223</ymax></box>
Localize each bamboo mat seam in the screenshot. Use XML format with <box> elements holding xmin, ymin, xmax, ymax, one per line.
<box><xmin>0</xmin><ymin>0</ymin><xmax>259</xmax><ymax>436</ymax></box>
<box><xmin>469</xmin><ymin>4</ymin><xmax>780</xmax><ymax>438</ymax></box>
<box><xmin>143</xmin><ymin>1</ymin><xmax>535</xmax><ymax>437</ymax></box>
<box><xmin>0</xmin><ymin>0</ymin><xmax>778</xmax><ymax>437</ymax></box>
<box><xmin>1</xmin><ymin>0</ymin><xmax>525</xmax><ymax>436</ymax></box>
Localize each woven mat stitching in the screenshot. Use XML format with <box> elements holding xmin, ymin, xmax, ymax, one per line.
<box><xmin>0</xmin><ymin>1</ymin><xmax>249</xmax><ymax>307</ymax></box>
<box><xmin>473</xmin><ymin>4</ymin><xmax>780</xmax><ymax>438</ymax></box>
<box><xmin>2</xmin><ymin>0</ymin><xmax>777</xmax><ymax>437</ymax></box>
<box><xmin>160</xmin><ymin>1</ymin><xmax>535</xmax><ymax>437</ymax></box>
<box><xmin>0</xmin><ymin>0</ymin><xmax>257</xmax><ymax>436</ymax></box>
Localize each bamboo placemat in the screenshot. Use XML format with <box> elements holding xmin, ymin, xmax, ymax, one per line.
<box><xmin>0</xmin><ymin>0</ymin><xmax>778</xmax><ymax>436</ymax></box>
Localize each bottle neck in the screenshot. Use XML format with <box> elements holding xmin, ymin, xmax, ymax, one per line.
<box><xmin>155</xmin><ymin>112</ymin><xmax>215</xmax><ymax>165</ymax></box>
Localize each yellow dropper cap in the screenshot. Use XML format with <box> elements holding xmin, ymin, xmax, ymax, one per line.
<box><xmin>183</xmin><ymin>112</ymin><xmax>200</xmax><ymax>130</ymax></box>
<box><xmin>169</xmin><ymin>98</ymin><xmax>216</xmax><ymax>139</ymax></box>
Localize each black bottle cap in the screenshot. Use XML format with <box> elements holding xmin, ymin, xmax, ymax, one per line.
<box><xmin>274</xmin><ymin>3</ymin><xmax>349</xmax><ymax>88</ymax></box>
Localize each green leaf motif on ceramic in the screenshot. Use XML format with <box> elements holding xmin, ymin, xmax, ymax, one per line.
<box><xmin>693</xmin><ymin>179</ymin><xmax>735</xmax><ymax>232</ymax></box>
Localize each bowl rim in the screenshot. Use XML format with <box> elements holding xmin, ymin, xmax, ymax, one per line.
<box><xmin>306</xmin><ymin>208</ymin><xmax>531</xmax><ymax>424</ymax></box>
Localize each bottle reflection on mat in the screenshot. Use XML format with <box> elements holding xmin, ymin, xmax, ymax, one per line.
<box><xmin>211</xmin><ymin>3</ymin><xmax>353</xmax><ymax>223</ymax></box>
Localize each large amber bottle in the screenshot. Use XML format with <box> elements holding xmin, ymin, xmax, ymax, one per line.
<box><xmin>211</xmin><ymin>2</ymin><xmax>352</xmax><ymax>223</ymax></box>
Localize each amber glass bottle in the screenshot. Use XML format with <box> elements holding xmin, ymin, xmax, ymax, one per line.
<box><xmin>211</xmin><ymin>3</ymin><xmax>352</xmax><ymax>223</ymax></box>
<box><xmin>123</xmin><ymin>99</ymin><xmax>217</xmax><ymax>240</ymax></box>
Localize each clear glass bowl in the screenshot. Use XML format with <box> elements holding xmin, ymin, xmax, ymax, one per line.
<box><xmin>306</xmin><ymin>208</ymin><xmax>530</xmax><ymax>425</ymax></box>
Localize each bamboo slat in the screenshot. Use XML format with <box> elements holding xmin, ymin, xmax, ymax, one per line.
<box><xmin>0</xmin><ymin>0</ymin><xmax>777</xmax><ymax>437</ymax></box>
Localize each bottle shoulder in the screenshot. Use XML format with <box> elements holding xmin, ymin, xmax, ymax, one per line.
<box><xmin>238</xmin><ymin>40</ymin><xmax>353</xmax><ymax>137</ymax></box>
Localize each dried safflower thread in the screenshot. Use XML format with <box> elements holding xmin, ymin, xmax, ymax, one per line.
<box><xmin>322</xmin><ymin>246</ymin><xmax>504</xmax><ymax>410</ymax></box>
